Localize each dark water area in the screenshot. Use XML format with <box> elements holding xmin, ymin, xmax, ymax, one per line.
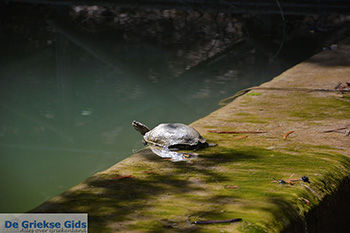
<box><xmin>0</xmin><ymin>2</ymin><xmax>349</xmax><ymax>212</ymax></box>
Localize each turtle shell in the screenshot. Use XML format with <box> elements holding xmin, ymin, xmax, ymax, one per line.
<box><xmin>144</xmin><ymin>123</ymin><xmax>207</xmax><ymax>148</ymax></box>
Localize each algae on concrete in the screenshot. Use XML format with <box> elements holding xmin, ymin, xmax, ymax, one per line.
<box><xmin>31</xmin><ymin>39</ymin><xmax>350</xmax><ymax>232</ymax></box>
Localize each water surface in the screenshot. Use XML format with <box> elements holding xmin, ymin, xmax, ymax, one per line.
<box><xmin>0</xmin><ymin>3</ymin><xmax>340</xmax><ymax>212</ymax></box>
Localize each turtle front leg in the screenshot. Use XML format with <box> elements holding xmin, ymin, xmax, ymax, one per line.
<box><xmin>150</xmin><ymin>146</ymin><xmax>197</xmax><ymax>162</ymax></box>
<box><xmin>182</xmin><ymin>152</ymin><xmax>198</xmax><ymax>158</ymax></box>
<box><xmin>142</xmin><ymin>139</ymin><xmax>148</xmax><ymax>146</ymax></box>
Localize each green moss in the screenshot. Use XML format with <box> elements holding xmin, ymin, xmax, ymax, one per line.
<box><xmin>222</xmin><ymin>116</ymin><xmax>268</xmax><ymax>124</ymax></box>
<box><xmin>129</xmin><ymin>220</ymin><xmax>164</xmax><ymax>232</ymax></box>
<box><xmin>239</xmin><ymin>221</ymin><xmax>267</xmax><ymax>233</ymax></box>
<box><xmin>235</xmin><ymin>112</ymin><xmax>254</xmax><ymax>116</ymax></box>
<box><xmin>306</xmin><ymin>144</ymin><xmax>336</xmax><ymax>150</ymax></box>
<box><xmin>202</xmin><ymin>125</ymin><xmax>218</xmax><ymax>129</ymax></box>
<box><xmin>194</xmin><ymin>143</ymin><xmax>349</xmax><ymax>231</ymax></box>
<box><xmin>340</xmin><ymin>94</ymin><xmax>350</xmax><ymax>101</ymax></box>
<box><xmin>31</xmin><ymin>140</ymin><xmax>350</xmax><ymax>233</ymax></box>
<box><xmin>246</xmin><ymin>92</ymin><xmax>350</xmax><ymax>122</ymax></box>
<box><xmin>288</xmin><ymin>95</ymin><xmax>350</xmax><ymax>120</ymax></box>
<box><xmin>247</xmin><ymin>92</ymin><xmax>261</xmax><ymax>96</ymax></box>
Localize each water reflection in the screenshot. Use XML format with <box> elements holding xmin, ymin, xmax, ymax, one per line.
<box><xmin>1</xmin><ymin>2</ymin><xmax>348</xmax><ymax>212</ymax></box>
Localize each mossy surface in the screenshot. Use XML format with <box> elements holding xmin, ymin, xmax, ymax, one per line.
<box><xmin>30</xmin><ymin>140</ymin><xmax>350</xmax><ymax>233</ymax></box>
<box><xmin>287</xmin><ymin>95</ymin><xmax>350</xmax><ymax>120</ymax></box>
<box><xmin>30</xmin><ymin>40</ymin><xmax>350</xmax><ymax>232</ymax></box>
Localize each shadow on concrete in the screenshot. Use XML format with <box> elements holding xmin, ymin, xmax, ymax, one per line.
<box><xmin>30</xmin><ymin>147</ymin><xmax>258</xmax><ymax>231</ymax></box>
<box><xmin>30</xmin><ymin>147</ymin><xmax>350</xmax><ymax>232</ymax></box>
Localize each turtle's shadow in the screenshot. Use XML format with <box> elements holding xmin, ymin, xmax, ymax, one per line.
<box><xmin>141</xmin><ymin>146</ymin><xmax>258</xmax><ymax>165</ymax></box>
<box><xmin>30</xmin><ymin>146</ymin><xmax>258</xmax><ymax>232</ymax></box>
<box><xmin>140</xmin><ymin>146</ymin><xmax>259</xmax><ymax>182</ymax></box>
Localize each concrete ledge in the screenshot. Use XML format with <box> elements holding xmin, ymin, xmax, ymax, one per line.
<box><xmin>31</xmin><ymin>38</ymin><xmax>350</xmax><ymax>233</ymax></box>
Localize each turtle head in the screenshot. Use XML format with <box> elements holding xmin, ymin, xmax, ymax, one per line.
<box><xmin>132</xmin><ymin>120</ymin><xmax>150</xmax><ymax>136</ymax></box>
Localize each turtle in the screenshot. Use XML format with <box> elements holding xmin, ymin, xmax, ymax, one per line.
<box><xmin>132</xmin><ymin>120</ymin><xmax>216</xmax><ymax>161</ymax></box>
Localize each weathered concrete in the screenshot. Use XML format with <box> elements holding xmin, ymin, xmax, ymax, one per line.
<box><xmin>31</xmin><ymin>38</ymin><xmax>350</xmax><ymax>233</ymax></box>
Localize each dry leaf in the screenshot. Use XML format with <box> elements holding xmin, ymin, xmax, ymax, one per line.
<box><xmin>283</xmin><ymin>130</ymin><xmax>295</xmax><ymax>140</ymax></box>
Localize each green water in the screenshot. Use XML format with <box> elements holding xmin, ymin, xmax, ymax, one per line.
<box><xmin>0</xmin><ymin>36</ymin><xmax>275</xmax><ymax>212</ymax></box>
<box><xmin>0</xmin><ymin>4</ymin><xmax>332</xmax><ymax>212</ymax></box>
